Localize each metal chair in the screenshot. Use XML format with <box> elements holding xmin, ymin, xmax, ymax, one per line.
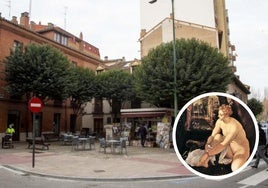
<box><xmin>99</xmin><ymin>138</ymin><xmax>110</xmax><ymax>153</ymax></box>
<box><xmin>117</xmin><ymin>137</ymin><xmax>128</xmax><ymax>154</ymax></box>
<box><xmin>71</xmin><ymin>136</ymin><xmax>80</xmax><ymax>150</ymax></box>
<box><xmin>2</xmin><ymin>134</ymin><xmax>14</xmax><ymax>149</ymax></box>
<box><xmin>87</xmin><ymin>136</ymin><xmax>95</xmax><ymax>150</ymax></box>
<box><xmin>62</xmin><ymin>134</ymin><xmax>73</xmax><ymax>145</ymax></box>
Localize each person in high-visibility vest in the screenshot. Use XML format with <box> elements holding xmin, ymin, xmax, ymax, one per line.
<box><xmin>6</xmin><ymin>124</ymin><xmax>15</xmax><ymax>135</ymax></box>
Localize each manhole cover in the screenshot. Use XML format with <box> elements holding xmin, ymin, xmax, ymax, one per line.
<box><xmin>94</xmin><ymin>170</ymin><xmax>106</xmax><ymax>173</ymax></box>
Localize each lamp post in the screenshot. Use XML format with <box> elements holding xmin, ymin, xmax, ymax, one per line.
<box><xmin>149</xmin><ymin>0</ymin><xmax>178</xmax><ymax>117</ymax></box>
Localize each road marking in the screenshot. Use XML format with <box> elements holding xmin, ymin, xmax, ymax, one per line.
<box><xmin>238</xmin><ymin>169</ymin><xmax>268</xmax><ymax>187</ymax></box>
<box><xmin>0</xmin><ymin>165</ymin><xmax>26</xmax><ymax>175</ymax></box>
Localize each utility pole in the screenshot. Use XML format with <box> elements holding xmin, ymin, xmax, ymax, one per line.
<box><xmin>29</xmin><ymin>0</ymin><xmax>32</xmax><ymax>18</ymax></box>
<box><xmin>64</xmin><ymin>6</ymin><xmax>68</xmax><ymax>30</ymax></box>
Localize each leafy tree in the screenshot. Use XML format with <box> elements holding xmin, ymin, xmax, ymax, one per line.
<box><xmin>134</xmin><ymin>38</ymin><xmax>234</xmax><ymax>108</ymax></box>
<box><xmin>5</xmin><ymin>44</ymin><xmax>71</xmax><ymax>101</ymax></box>
<box><xmin>95</xmin><ymin>69</ymin><xmax>134</xmax><ymax>122</ymax></box>
<box><xmin>247</xmin><ymin>98</ymin><xmax>263</xmax><ymax>117</ymax></box>
<box><xmin>68</xmin><ymin>66</ymin><xmax>96</xmax><ymax>128</ymax></box>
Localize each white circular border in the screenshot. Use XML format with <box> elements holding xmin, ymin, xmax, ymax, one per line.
<box><xmin>172</xmin><ymin>92</ymin><xmax>259</xmax><ymax>180</ymax></box>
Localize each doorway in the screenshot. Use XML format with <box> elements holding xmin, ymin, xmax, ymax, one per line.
<box><xmin>94</xmin><ymin>118</ymin><xmax>104</xmax><ymax>137</ymax></box>
<box><xmin>53</xmin><ymin>113</ymin><xmax>61</xmax><ymax>135</ymax></box>
<box><xmin>70</xmin><ymin>114</ymin><xmax>77</xmax><ymax>133</ymax></box>
<box><xmin>7</xmin><ymin>110</ymin><xmax>20</xmax><ymax>141</ymax></box>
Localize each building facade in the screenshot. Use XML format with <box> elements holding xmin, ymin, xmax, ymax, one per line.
<box><xmin>0</xmin><ymin>12</ymin><xmax>101</xmax><ymax>141</ymax></box>
<box><xmin>139</xmin><ymin>0</ymin><xmax>250</xmax><ymax>101</ymax></box>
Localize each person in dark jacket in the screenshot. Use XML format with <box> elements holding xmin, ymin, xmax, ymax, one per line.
<box><xmin>138</xmin><ymin>124</ymin><xmax>147</xmax><ymax>147</ymax></box>
<box><xmin>251</xmin><ymin>123</ymin><xmax>268</xmax><ymax>168</ymax></box>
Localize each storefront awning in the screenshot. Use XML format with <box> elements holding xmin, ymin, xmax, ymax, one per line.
<box><xmin>120</xmin><ymin>108</ymin><xmax>173</xmax><ymax>118</ymax></box>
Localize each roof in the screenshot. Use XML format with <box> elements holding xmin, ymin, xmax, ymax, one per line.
<box><xmin>233</xmin><ymin>75</ymin><xmax>250</xmax><ymax>94</ymax></box>
<box><xmin>139</xmin><ymin>17</ymin><xmax>216</xmax><ymax>41</ymax></box>
<box><xmin>0</xmin><ymin>16</ymin><xmax>101</xmax><ymax>64</ymax></box>
<box><xmin>99</xmin><ymin>58</ymin><xmax>141</xmax><ymax>71</ymax></box>
<box><xmin>120</xmin><ymin>108</ymin><xmax>173</xmax><ymax>118</ymax></box>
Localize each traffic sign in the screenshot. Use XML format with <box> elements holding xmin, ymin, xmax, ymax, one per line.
<box><xmin>28</xmin><ymin>97</ymin><xmax>43</xmax><ymax>113</ymax></box>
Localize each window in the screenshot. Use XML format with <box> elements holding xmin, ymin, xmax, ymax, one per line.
<box><xmin>13</xmin><ymin>40</ymin><xmax>23</xmax><ymax>51</ymax></box>
<box><xmin>62</xmin><ymin>36</ymin><xmax>67</xmax><ymax>45</ymax></box>
<box><xmin>96</xmin><ymin>69</ymin><xmax>104</xmax><ymax>75</ymax></box>
<box><xmin>94</xmin><ymin>98</ymin><xmax>103</xmax><ymax>113</ymax></box>
<box><xmin>71</xmin><ymin>61</ymin><xmax>77</xmax><ymax>67</ymax></box>
<box><xmin>54</xmin><ymin>32</ymin><xmax>68</xmax><ymax>46</ymax></box>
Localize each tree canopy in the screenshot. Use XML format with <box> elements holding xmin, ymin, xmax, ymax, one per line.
<box><xmin>134</xmin><ymin>38</ymin><xmax>234</xmax><ymax>108</ymax></box>
<box><xmin>68</xmin><ymin>66</ymin><xmax>96</xmax><ymax>116</ymax></box>
<box><xmin>95</xmin><ymin>69</ymin><xmax>134</xmax><ymax>121</ymax></box>
<box><xmin>5</xmin><ymin>44</ymin><xmax>71</xmax><ymax>101</ymax></box>
<box><xmin>247</xmin><ymin>98</ymin><xmax>263</xmax><ymax>117</ymax></box>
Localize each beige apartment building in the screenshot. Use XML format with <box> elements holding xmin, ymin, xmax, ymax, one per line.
<box><xmin>139</xmin><ymin>0</ymin><xmax>249</xmax><ymax>102</ymax></box>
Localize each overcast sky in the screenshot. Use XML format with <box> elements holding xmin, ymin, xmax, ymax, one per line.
<box><xmin>0</xmin><ymin>0</ymin><xmax>267</xmax><ymax>97</ymax></box>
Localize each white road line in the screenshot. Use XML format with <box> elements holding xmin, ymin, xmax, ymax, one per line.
<box><xmin>238</xmin><ymin>169</ymin><xmax>268</xmax><ymax>187</ymax></box>
<box><xmin>0</xmin><ymin>165</ymin><xmax>26</xmax><ymax>175</ymax></box>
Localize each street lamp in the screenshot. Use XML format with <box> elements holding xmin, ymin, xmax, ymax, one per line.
<box><xmin>149</xmin><ymin>0</ymin><xmax>178</xmax><ymax>117</ymax></box>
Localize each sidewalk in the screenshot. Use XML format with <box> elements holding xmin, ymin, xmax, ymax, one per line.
<box><xmin>0</xmin><ymin>141</ymin><xmax>193</xmax><ymax>181</ymax></box>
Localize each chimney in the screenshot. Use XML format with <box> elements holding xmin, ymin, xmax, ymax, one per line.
<box><xmin>47</xmin><ymin>22</ymin><xmax>54</xmax><ymax>28</ymax></box>
<box><xmin>30</xmin><ymin>21</ymin><xmax>36</xmax><ymax>30</ymax></box>
<box><xmin>20</xmin><ymin>12</ymin><xmax>30</xmax><ymax>28</ymax></box>
<box><xmin>79</xmin><ymin>32</ymin><xmax>83</xmax><ymax>40</ymax></box>
<box><xmin>170</xmin><ymin>13</ymin><xmax>174</xmax><ymax>19</ymax></box>
<box><xmin>140</xmin><ymin>29</ymin><xmax>146</xmax><ymax>38</ymax></box>
<box><xmin>11</xmin><ymin>16</ymin><xmax>18</xmax><ymax>24</ymax></box>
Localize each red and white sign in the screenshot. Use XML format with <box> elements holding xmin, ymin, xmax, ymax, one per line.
<box><xmin>28</xmin><ymin>97</ymin><xmax>43</xmax><ymax>113</ymax></box>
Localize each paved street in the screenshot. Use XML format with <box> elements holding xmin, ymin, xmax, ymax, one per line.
<box><xmin>0</xmin><ymin>141</ymin><xmax>192</xmax><ymax>180</ymax></box>
<box><xmin>0</xmin><ymin>161</ymin><xmax>267</xmax><ymax>188</ymax></box>
<box><xmin>1</xmin><ymin>141</ymin><xmax>268</xmax><ymax>188</ymax></box>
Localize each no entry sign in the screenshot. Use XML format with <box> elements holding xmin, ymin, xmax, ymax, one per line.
<box><xmin>28</xmin><ymin>97</ymin><xmax>43</xmax><ymax>113</ymax></box>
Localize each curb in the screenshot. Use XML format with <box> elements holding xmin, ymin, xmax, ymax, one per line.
<box><xmin>3</xmin><ymin>165</ymin><xmax>195</xmax><ymax>182</ymax></box>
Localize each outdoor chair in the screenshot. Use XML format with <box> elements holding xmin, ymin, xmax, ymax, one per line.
<box><xmin>116</xmin><ymin>137</ymin><xmax>128</xmax><ymax>154</ymax></box>
<box><xmin>99</xmin><ymin>138</ymin><xmax>111</xmax><ymax>153</ymax></box>
<box><xmin>71</xmin><ymin>136</ymin><xmax>80</xmax><ymax>150</ymax></box>
<box><xmin>1</xmin><ymin>134</ymin><xmax>14</xmax><ymax>149</ymax></box>
<box><xmin>87</xmin><ymin>136</ymin><xmax>95</xmax><ymax>150</ymax></box>
<box><xmin>62</xmin><ymin>133</ymin><xmax>73</xmax><ymax>145</ymax></box>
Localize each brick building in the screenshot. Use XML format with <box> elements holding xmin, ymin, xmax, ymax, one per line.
<box><xmin>0</xmin><ymin>12</ymin><xmax>101</xmax><ymax>141</ymax></box>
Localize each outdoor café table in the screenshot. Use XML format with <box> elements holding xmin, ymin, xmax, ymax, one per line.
<box><xmin>78</xmin><ymin>137</ymin><xmax>88</xmax><ymax>150</ymax></box>
<box><xmin>106</xmin><ymin>139</ymin><xmax>121</xmax><ymax>153</ymax></box>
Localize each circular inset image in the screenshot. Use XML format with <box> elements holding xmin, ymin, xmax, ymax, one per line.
<box><xmin>172</xmin><ymin>92</ymin><xmax>258</xmax><ymax>180</ymax></box>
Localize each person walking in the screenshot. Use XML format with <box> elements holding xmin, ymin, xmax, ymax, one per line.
<box><xmin>138</xmin><ymin>124</ymin><xmax>147</xmax><ymax>147</ymax></box>
<box><xmin>251</xmin><ymin>123</ymin><xmax>268</xmax><ymax>168</ymax></box>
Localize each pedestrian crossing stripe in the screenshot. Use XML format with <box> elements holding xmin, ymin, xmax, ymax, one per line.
<box><xmin>238</xmin><ymin>168</ymin><xmax>268</xmax><ymax>187</ymax></box>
